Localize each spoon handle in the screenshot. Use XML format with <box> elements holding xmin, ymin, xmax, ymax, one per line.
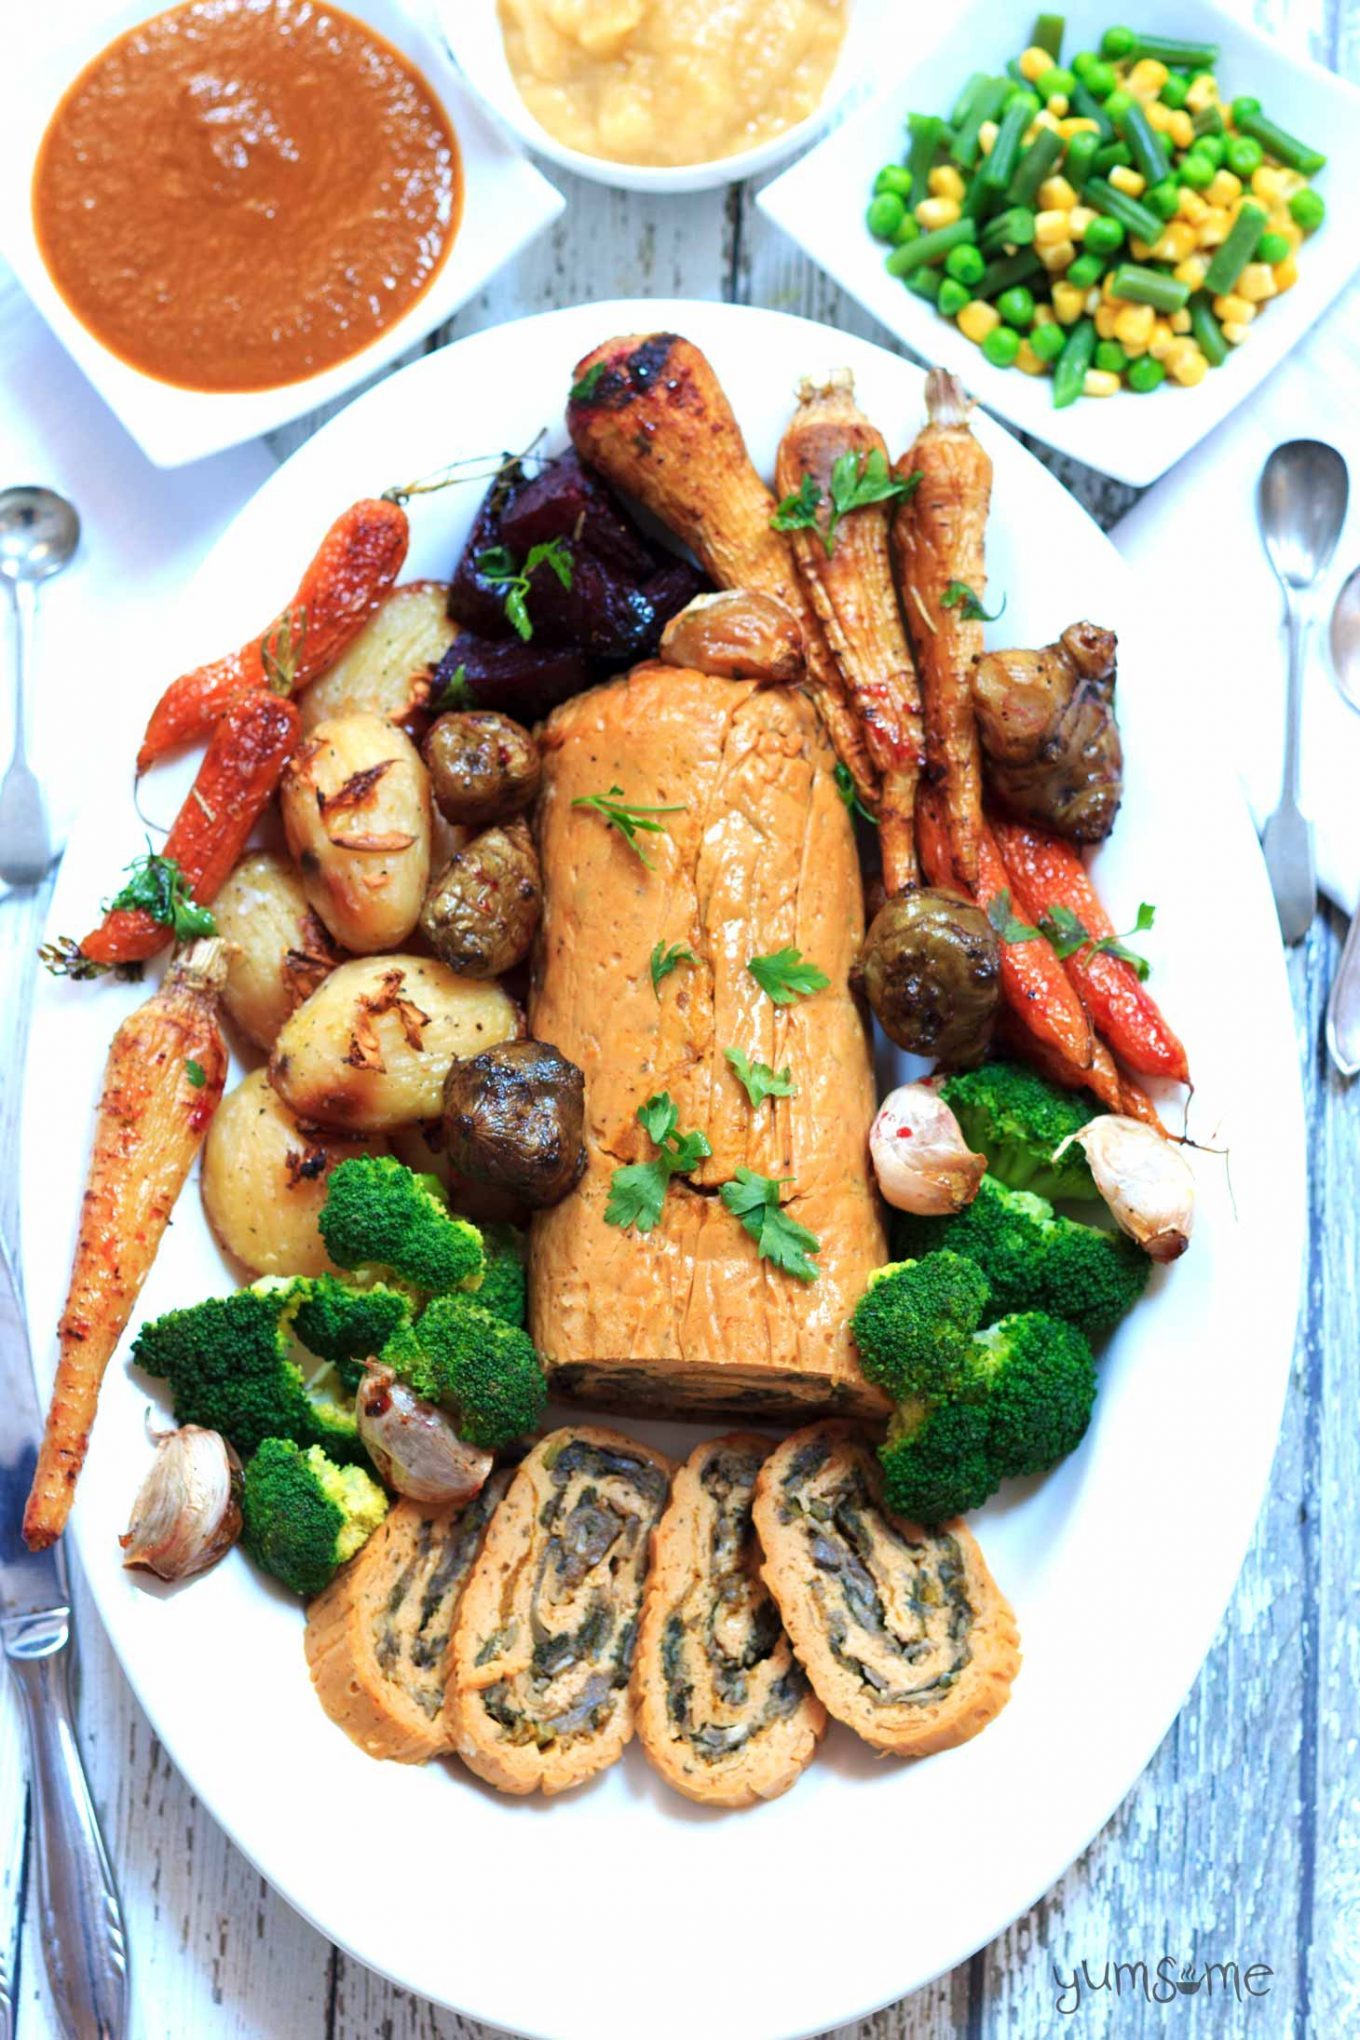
<box><xmin>1281</xmin><ymin>588</ymin><xmax>1308</xmax><ymax>809</ymax></box>
<box><xmin>6</xmin><ymin>578</ymin><xmax>36</xmax><ymax>772</ymax></box>
<box><xmin>1326</xmin><ymin>906</ymin><xmax>1360</xmax><ymax>1078</ymax></box>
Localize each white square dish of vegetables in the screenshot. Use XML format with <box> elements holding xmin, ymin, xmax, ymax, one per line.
<box><xmin>758</xmin><ymin>0</ymin><xmax>1360</xmax><ymax>485</ymax></box>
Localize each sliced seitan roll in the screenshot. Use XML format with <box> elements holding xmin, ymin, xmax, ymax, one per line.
<box><xmin>305</xmin><ymin>1479</ymin><xmax>510</xmax><ymax>1763</ymax></box>
<box><xmin>529</xmin><ymin>661</ymin><xmax>887</xmax><ymax>1417</ymax></box>
<box><xmin>753</xmin><ymin>1423</ymin><xmax>1020</xmax><ymax>1757</ymax></box>
<box><xmin>444</xmin><ymin>1427</ymin><xmax>672</xmax><ymax>1795</ymax></box>
<box><xmin>633</xmin><ymin>1433</ymin><xmax>825</xmax><ymax>1807</ymax></box>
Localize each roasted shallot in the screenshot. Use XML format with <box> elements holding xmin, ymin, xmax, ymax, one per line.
<box><xmin>120</xmin><ymin>1425</ymin><xmax>242</xmax><ymax>1582</ymax></box>
<box><xmin>1059</xmin><ymin>1117</ymin><xmax>1195</xmax><ymax>1261</ymax></box>
<box><xmin>869</xmin><ymin>1085</ymin><xmax>986</xmax><ymax>1215</ymax></box>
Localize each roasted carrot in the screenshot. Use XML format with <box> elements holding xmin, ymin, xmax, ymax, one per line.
<box><xmin>892</xmin><ymin>369</ymin><xmax>991</xmax><ymax>887</ymax></box>
<box><xmin>137</xmin><ymin>497</ymin><xmax>409</xmax><ymax>771</ymax></box>
<box><xmin>989</xmin><ymin>818</ymin><xmax>1189</xmax><ymax>1083</ymax></box>
<box><xmin>84</xmin><ymin>691</ymin><xmax>300</xmax><ymax>967</ymax></box>
<box><xmin>975</xmin><ymin>820</ymin><xmax>1094</xmax><ymax>1073</ymax></box>
<box><xmin>916</xmin><ymin>777</ymin><xmax>961</xmax><ymax>890</ymax></box>
<box><xmin>776</xmin><ymin>372</ymin><xmax>924</xmax><ymax>890</ymax></box>
<box><xmin>23</xmin><ymin>941</ymin><xmax>228</xmax><ymax>1549</ymax></box>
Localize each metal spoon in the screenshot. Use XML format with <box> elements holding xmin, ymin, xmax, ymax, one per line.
<box><xmin>1325</xmin><ymin>565</ymin><xmax>1360</xmax><ymax>1075</ymax></box>
<box><xmin>1257</xmin><ymin>441</ymin><xmax>1349</xmax><ymax>944</ymax></box>
<box><xmin>0</xmin><ymin>486</ymin><xmax>80</xmax><ymax>888</ymax></box>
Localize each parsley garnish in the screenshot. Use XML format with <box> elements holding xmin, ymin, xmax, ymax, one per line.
<box><xmin>834</xmin><ymin>760</ymin><xmax>879</xmax><ymax>826</ymax></box>
<box><xmin>476</xmin><ymin>536</ymin><xmax>573</xmax><ymax>641</ymax></box>
<box><xmin>771</xmin><ymin>451</ymin><xmax>921</xmax><ymax>557</ymax></box>
<box><xmin>185</xmin><ymin>1059</ymin><xmax>207</xmax><ymax>1089</ymax></box>
<box><xmin>725</xmin><ymin>1047</ymin><xmax>798</xmax><ymax>1110</ymax></box>
<box><xmin>720</xmin><ymin>1169</ymin><xmax>821</xmax><ymax>1282</ymax></box>
<box><xmin>986</xmin><ymin>889</ymin><xmax>1040</xmax><ymax>945</ymax></box>
<box><xmin>1040</xmin><ymin>900</ymin><xmax>1157</xmax><ymax>981</ymax></box>
<box><xmin>433</xmin><ymin>661</ymin><xmax>474</xmax><ymax>712</ymax></box>
<box><xmin>747</xmin><ymin>946</ymin><xmax>830</xmax><ymax>1006</ymax></box>
<box><xmin>604</xmin><ymin>1092</ymin><xmax>712</xmax><ymax>1234</ymax></box>
<box><xmin>570</xmin><ymin>362</ymin><xmax>607</xmax><ymax>403</ymax></box>
<box><xmin>941</xmin><ymin>580</ymin><xmax>1006</xmax><ymax>623</ymax></box>
<box><xmin>106</xmin><ymin>849</ymin><xmax>216</xmax><ymax>942</ymax></box>
<box><xmin>650</xmin><ymin>940</ymin><xmax>696</xmax><ymax>995</ymax></box>
<box><xmin>572</xmin><ymin>784</ymin><xmax>686</xmax><ymax>868</ymax></box>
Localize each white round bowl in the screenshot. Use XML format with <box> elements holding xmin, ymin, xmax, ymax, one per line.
<box><xmin>435</xmin><ymin>0</ymin><xmax>881</xmax><ymax>193</ymax></box>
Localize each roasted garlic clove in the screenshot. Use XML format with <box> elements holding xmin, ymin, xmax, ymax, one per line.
<box><xmin>120</xmin><ymin>1425</ymin><xmax>243</xmax><ymax>1582</ymax></box>
<box><xmin>1060</xmin><ymin>1116</ymin><xmax>1195</xmax><ymax>1261</ymax></box>
<box><xmin>356</xmin><ymin>1364</ymin><xmax>494</xmax><ymax>1506</ymax></box>
<box><xmin>660</xmin><ymin>590</ymin><xmax>805</xmax><ymax>683</ymax></box>
<box><xmin>869</xmin><ymin>1083</ymin><xmax>987</xmax><ymax>1215</ymax></box>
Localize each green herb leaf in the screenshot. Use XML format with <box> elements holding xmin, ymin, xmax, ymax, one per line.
<box><xmin>725</xmin><ymin>1047</ymin><xmax>798</xmax><ymax>1110</ymax></box>
<box><xmin>1037</xmin><ymin>899</ymin><xmax>1157</xmax><ymax>980</ymax></box>
<box><xmin>650</xmin><ymin>939</ymin><xmax>697</xmax><ymax>996</ymax></box>
<box><xmin>570</xmin><ymin>362</ymin><xmax>607</xmax><ymax>403</ymax></box>
<box><xmin>476</xmin><ymin>536</ymin><xmax>573</xmax><ymax>642</ymax></box>
<box><xmin>185</xmin><ymin>1058</ymin><xmax>207</xmax><ymax>1089</ymax></box>
<box><xmin>769</xmin><ymin>473</ymin><xmax>822</xmax><ymax>538</ymax></box>
<box><xmin>941</xmin><ymin>579</ymin><xmax>1007</xmax><ymax>623</ymax></box>
<box><xmin>1036</xmin><ymin>902</ymin><xmax>1089</xmax><ymax>958</ymax></box>
<box><xmin>572</xmin><ymin>784</ymin><xmax>686</xmax><ymax>868</ymax></box>
<box><xmin>434</xmin><ymin>661</ymin><xmax>474</xmax><ymax>713</ymax></box>
<box><xmin>525</xmin><ymin>538</ymin><xmax>574</xmax><ymax>591</ymax></box>
<box><xmin>605</xmin><ymin>1091</ymin><xmax>712</xmax><ymax>1235</ymax></box>
<box><xmin>719</xmin><ymin>1168</ymin><xmax>821</xmax><ymax>1282</ymax></box>
<box><xmin>834</xmin><ymin>760</ymin><xmax>879</xmax><ymax>826</ymax></box>
<box><xmin>986</xmin><ymin>889</ymin><xmax>1040</xmax><ymax>945</ymax></box>
<box><xmin>106</xmin><ymin>849</ymin><xmax>216</xmax><ymax>943</ymax></box>
<box><xmin>747</xmin><ymin>946</ymin><xmax>831</xmax><ymax>1005</ymax></box>
<box><xmin>770</xmin><ymin>455</ymin><xmax>920</xmax><ymax>557</ymax></box>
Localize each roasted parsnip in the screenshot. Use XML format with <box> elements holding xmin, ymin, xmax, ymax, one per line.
<box><xmin>776</xmin><ymin>372</ymin><xmax>924</xmax><ymax>890</ymax></box>
<box><xmin>893</xmin><ymin>368</ymin><xmax>992</xmax><ymax>887</ymax></box>
<box><xmin>24</xmin><ymin>940</ymin><xmax>229</xmax><ymax>1550</ymax></box>
<box><xmin>566</xmin><ymin>333</ymin><xmax>878</xmax><ymax>805</ymax></box>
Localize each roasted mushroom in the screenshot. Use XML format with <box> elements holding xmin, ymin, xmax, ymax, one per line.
<box><xmin>659</xmin><ymin>591</ymin><xmax>803</xmax><ymax>682</ymax></box>
<box><xmin>423</xmin><ymin>710</ymin><xmax>541</xmax><ymax>828</ymax></box>
<box><xmin>419</xmin><ymin>819</ymin><xmax>542</xmax><ymax>978</ymax></box>
<box><xmin>442</xmin><ymin>1039</ymin><xmax>586</xmax><ymax>1207</ymax></box>
<box><xmin>972</xmin><ymin>621</ymin><xmax>1124</xmax><ymax>842</ymax></box>
<box><xmin>860</xmin><ymin>888</ymin><xmax>1000</xmax><ymax>1069</ymax></box>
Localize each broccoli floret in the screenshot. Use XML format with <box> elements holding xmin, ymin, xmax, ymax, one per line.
<box><xmin>850</xmin><ymin>1252</ymin><xmax>992</xmax><ymax>1402</ymax></box>
<box><xmin>476</xmin><ymin>1223</ymin><xmax>527</xmax><ymax>1329</ymax></box>
<box><xmin>319</xmin><ymin>1156</ymin><xmax>485</xmax><ymax>1296</ymax></box>
<box><xmin>385</xmin><ymin>1296</ymin><xmax>546</xmax><ymax>1450</ymax></box>
<box><xmin>878</xmin><ymin>1311</ymin><xmax>1097</xmax><ymax>1523</ymax></box>
<box><xmin>291</xmin><ymin>1274</ymin><xmax>414</xmax><ymax>1391</ymax></box>
<box><xmin>132</xmin><ymin>1281</ymin><xmax>362</xmax><ymax>1461</ymax></box>
<box><xmin>242</xmin><ymin>1438</ymin><xmax>388</xmax><ymax>1596</ymax></box>
<box><xmin>940</xmin><ymin>1060</ymin><xmax>1100</xmax><ymax>1201</ymax></box>
<box><xmin>894</xmin><ymin>1175</ymin><xmax>1147</xmax><ymax>1341</ymax></box>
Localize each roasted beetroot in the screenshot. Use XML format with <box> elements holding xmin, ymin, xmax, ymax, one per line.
<box><xmin>500</xmin><ymin>451</ymin><xmax>655</xmax><ymax>579</ymax></box>
<box><xmin>432</xmin><ymin>639</ymin><xmax>591</xmax><ymax>726</ymax></box>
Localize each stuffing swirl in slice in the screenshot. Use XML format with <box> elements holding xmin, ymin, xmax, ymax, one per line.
<box><xmin>634</xmin><ymin>1433</ymin><xmax>826</xmax><ymax>1807</ymax></box>
<box><xmin>305</xmin><ymin>1478</ymin><xmax>511</xmax><ymax>1763</ymax></box>
<box><xmin>753</xmin><ymin>1422</ymin><xmax>1019</xmax><ymax>1756</ymax></box>
<box><xmin>445</xmin><ymin>1427</ymin><xmax>672</xmax><ymax>1794</ymax></box>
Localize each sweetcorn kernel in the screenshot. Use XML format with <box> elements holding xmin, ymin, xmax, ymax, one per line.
<box><xmin>1197</xmin><ymin>209</ymin><xmax>1232</xmax><ymax>248</ymax></box>
<box><xmin>1018</xmin><ymin>43</ymin><xmax>1052</xmax><ymax>80</ymax></box>
<box><xmin>1038</xmin><ymin>237</ymin><xmax>1077</xmax><ymax>272</ymax></box>
<box><xmin>1185</xmin><ymin>74</ymin><xmax>1219</xmax><ymax>113</ymax></box>
<box><xmin>1157</xmin><ymin>221</ymin><xmax>1199</xmax><ymax>263</ymax></box>
<box><xmin>1220</xmin><ymin>320</ymin><xmax>1253</xmax><ymax>345</ymax></box>
<box><xmin>1046</xmin><ymin>93</ymin><xmax>1070</xmax><ymax>116</ymax></box>
<box><xmin>1034</xmin><ymin>207</ymin><xmax>1072</xmax><ymax>246</ymax></box>
<box><xmin>1167</xmin><ymin>110</ymin><xmax>1195</xmax><ymax>151</ymax></box>
<box><xmin>1109</xmin><ymin>165</ymin><xmax>1147</xmax><ymax>197</ymax></box>
<box><xmin>1148</xmin><ymin>318</ymin><xmax>1177</xmax><ymax>359</ymax></box>
<box><xmin>1129</xmin><ymin>238</ymin><xmax>1156</xmax><ymax>261</ymax></box>
<box><xmin>1083</xmin><ymin>369</ymin><xmax>1122</xmax><ymax>396</ymax></box>
<box><xmin>1085</xmin><ymin>288</ymin><xmax>1102</xmax><ymax>313</ymax></box>
<box><xmin>1113</xmin><ymin>303</ymin><xmax>1156</xmax><ymax>349</ymax></box>
<box><xmin>1273</xmin><ymin>256</ymin><xmax>1300</xmax><ymax>291</ymax></box>
<box><xmin>1172</xmin><ymin>256</ymin><xmax>1208</xmax><ymax>290</ymax></box>
<box><xmin>1069</xmin><ymin>205</ymin><xmax>1097</xmax><ymax>238</ymax></box>
<box><xmin>1058</xmin><ymin>116</ymin><xmax>1101</xmax><ymax>139</ymax></box>
<box><xmin>957</xmin><ymin>301</ymin><xmax>1001</xmax><ymax>343</ymax></box>
<box><xmin>1170</xmin><ymin>308</ymin><xmax>1193</xmax><ymax>333</ymax></box>
<box><xmin>1031</xmin><ymin>109</ymin><xmax>1062</xmax><ymax>135</ymax></box>
<box><xmin>1278</xmin><ymin>168</ymin><xmax>1307</xmax><ymax>197</ymax></box>
<box><xmin>1177</xmin><ymin>188</ymin><xmax>1210</xmax><ymax>224</ymax></box>
<box><xmin>1252</xmin><ymin>166</ymin><xmax>1286</xmax><ymax>203</ymax></box>
<box><xmin>1207</xmin><ymin>169</ymin><xmax>1243</xmax><ymax>208</ymax></box>
<box><xmin>1237</xmin><ymin>262</ymin><xmax>1278</xmax><ymax>302</ymax></box>
<box><xmin>1094</xmin><ymin>302</ymin><xmax>1121</xmax><ymax>338</ymax></box>
<box><xmin>1016</xmin><ymin>340</ymin><xmax>1047</xmax><ymax>375</ymax></box>
<box><xmin>1038</xmin><ymin>175</ymin><xmax>1079</xmax><ymax>211</ymax></box>
<box><xmin>928</xmin><ymin>165</ymin><xmax>966</xmax><ymax>201</ymax></box>
<box><xmin>978</xmin><ymin>119</ymin><xmax>999</xmax><ymax>155</ymax></box>
<box><xmin>1051</xmin><ymin>281</ymin><xmax>1087</xmax><ymax>323</ymax></box>
<box><xmin>1032</xmin><ymin>301</ymin><xmax>1056</xmax><ymax>325</ymax></box>
<box><xmin>916</xmin><ymin>196</ymin><xmax>961</xmax><ymax>230</ymax></box>
<box><xmin>1127</xmin><ymin>57</ymin><xmax>1169</xmax><ymax>96</ymax></box>
<box><xmin>1212</xmin><ymin>292</ymin><xmax>1252</xmax><ymax>324</ymax></box>
<box><xmin>1145</xmin><ymin>99</ymin><xmax>1172</xmax><ymax>132</ymax></box>
<box><xmin>1168</xmin><ymin>344</ymin><xmax>1208</xmax><ymax>386</ymax></box>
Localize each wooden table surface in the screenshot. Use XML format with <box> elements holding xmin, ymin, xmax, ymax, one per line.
<box><xmin>3</xmin><ymin>0</ymin><xmax>1357</xmax><ymax>2032</ymax></box>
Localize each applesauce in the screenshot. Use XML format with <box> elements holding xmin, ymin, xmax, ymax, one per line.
<box><xmin>498</xmin><ymin>0</ymin><xmax>847</xmax><ymax>168</ymax></box>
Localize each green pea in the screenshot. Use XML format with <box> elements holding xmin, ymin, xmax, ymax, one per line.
<box><xmin>1256</xmin><ymin>230</ymin><xmax>1290</xmax><ymax>265</ymax></box>
<box><xmin>1101</xmin><ymin>26</ymin><xmax>1136</xmax><ymax>59</ymax></box>
<box><xmin>1094</xmin><ymin>339</ymin><xmax>1127</xmax><ymax>373</ymax></box>
<box><xmin>1146</xmin><ymin>181</ymin><xmax>1180</xmax><ymax>220</ymax></box>
<box><xmin>945</xmin><ymin>242</ymin><xmax>986</xmax><ymax>283</ymax></box>
<box><xmin>1103</xmin><ymin>87</ymin><xmax>1133</xmax><ymax>123</ymax></box>
<box><xmin>981</xmin><ymin>324</ymin><xmax>1022</xmax><ymax>367</ymax></box>
<box><xmin>1067</xmin><ymin>252</ymin><xmax>1105</xmax><ymax>288</ymax></box>
<box><xmin>1127</xmin><ymin>355</ymin><xmax>1166</xmax><ymax>391</ymax></box>
<box><xmin>893</xmin><ymin>214</ymin><xmax>922</xmax><ymax>246</ymax></box>
<box><xmin>867</xmin><ymin>192</ymin><xmax>907</xmax><ymax>240</ymax></box>
<box><xmin>1178</xmin><ymin>151</ymin><xmax>1216</xmax><ymax>190</ymax></box>
<box><xmin>1159</xmin><ymin>72</ymin><xmax>1189</xmax><ymax>110</ymax></box>
<box><xmin>938</xmin><ymin>277</ymin><xmax>973</xmax><ymax>317</ymax></box>
<box><xmin>1231</xmin><ymin>96</ymin><xmax>1262</xmax><ymax>125</ymax></box>
<box><xmin>1225</xmin><ymin>136</ymin><xmax>1264</xmax><ymax>179</ymax></box>
<box><xmin>1030</xmin><ymin>320</ymin><xmax>1067</xmax><ymax>362</ymax></box>
<box><xmin>1290</xmin><ymin>187</ymin><xmax>1325</xmax><ymax>231</ymax></box>
<box><xmin>874</xmin><ymin>164</ymin><xmax>914</xmax><ymax>197</ymax></box>
<box><xmin>1194</xmin><ymin>133</ymin><xmax>1226</xmax><ymax>167</ymax></box>
<box><xmin>1071</xmin><ymin>51</ymin><xmax>1099</xmax><ymax>81</ymax></box>
<box><xmin>1005</xmin><ymin>85</ymin><xmax>1042</xmax><ymax>116</ymax></box>
<box><xmin>997</xmin><ymin>284</ymin><xmax>1037</xmax><ymax>327</ymax></box>
<box><xmin>1037</xmin><ymin>66</ymin><xmax>1076</xmax><ymax>100</ymax></box>
<box><xmin>1084</xmin><ymin>214</ymin><xmax>1126</xmax><ymax>257</ymax></box>
<box><xmin>1083</xmin><ymin>57</ymin><xmax>1117</xmax><ymax>98</ymax></box>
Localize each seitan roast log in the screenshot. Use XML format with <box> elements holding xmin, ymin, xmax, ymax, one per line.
<box><xmin>529</xmin><ymin>660</ymin><xmax>887</xmax><ymax>1416</ymax></box>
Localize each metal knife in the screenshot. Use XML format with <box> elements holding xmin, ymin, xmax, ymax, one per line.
<box><xmin>0</xmin><ymin>1227</ymin><xmax>128</xmax><ymax>2040</ymax></box>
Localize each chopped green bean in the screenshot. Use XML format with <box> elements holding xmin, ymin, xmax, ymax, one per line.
<box><xmin>1191</xmin><ymin>97</ymin><xmax>1222</xmax><ymax>137</ymax></box>
<box><xmin>1086</xmin><ymin>178</ymin><xmax>1164</xmax><ymax>245</ymax></box>
<box><xmin>1052</xmin><ymin>317</ymin><xmax>1096</xmax><ymax>406</ymax></box>
<box><xmin>903</xmin><ymin>266</ymin><xmax>943</xmax><ymax>303</ymax></box>
<box><xmin>981</xmin><ymin>205</ymin><xmax>1036</xmax><ymax>253</ymax></box>
<box><xmin>1069</xmin><ymin>78</ymin><xmax>1116</xmax><ymax>138</ymax></box>
<box><xmin>1117</xmin><ymin>101</ymin><xmax>1168</xmax><ymax>187</ymax></box>
<box><xmin>953</xmin><ymin>77</ymin><xmax>1010</xmax><ymax>168</ymax></box>
<box><xmin>907</xmin><ymin>114</ymin><xmax>947</xmax><ymax>206</ymax></box>
<box><xmin>1064</xmin><ymin>131</ymin><xmax>1102</xmax><ymax>189</ymax></box>
<box><xmin>1032</xmin><ymin>13</ymin><xmax>1065</xmax><ymax>59</ymax></box>
<box><xmin>1108</xmin><ymin>263</ymin><xmax>1190</xmax><ymax>312</ymax></box>
<box><xmin>1093</xmin><ymin>141</ymin><xmax>1132</xmax><ymax>175</ymax></box>
<box><xmin>1188</xmin><ymin>293</ymin><xmax>1228</xmax><ymax>366</ymax></box>
<box><xmin>1232</xmin><ymin>107</ymin><xmax>1326</xmax><ymax>178</ymax></box>
<box><xmin>886</xmin><ymin>217</ymin><xmax>978</xmax><ymax>275</ymax></box>
<box><xmin>950</xmin><ymin>71</ymin><xmax>987</xmax><ymax>126</ymax></box>
<box><xmin>1006</xmin><ymin>127</ymin><xmax>1064</xmax><ymax>206</ymax></box>
<box><xmin>976</xmin><ymin>249</ymin><xmax>1046</xmax><ymax>300</ymax></box>
<box><xmin>1202</xmin><ymin>201</ymin><xmax>1269</xmax><ymax>294</ymax></box>
<box><xmin>1131</xmin><ymin>34</ymin><xmax>1218</xmax><ymax>68</ymax></box>
<box><xmin>983</xmin><ymin>97</ymin><xmax>1034</xmax><ymax>191</ymax></box>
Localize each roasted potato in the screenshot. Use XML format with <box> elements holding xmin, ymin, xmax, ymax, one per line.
<box><xmin>423</xmin><ymin>711</ymin><xmax>541</xmax><ymax>828</ymax></box>
<box><xmin>270</xmin><ymin>954</ymin><xmax>522</xmax><ymax>1133</ymax></box>
<box><xmin>280</xmin><ymin>711</ymin><xmax>432</xmax><ymax>954</ymax></box>
<box><xmin>300</xmin><ymin>580</ymin><xmax>456</xmax><ymax>733</ymax></box>
<box><xmin>212</xmin><ymin>851</ymin><xmax>345</xmax><ymax>1051</ymax></box>
<box><xmin>441</xmin><ymin>1040</ymin><xmax>585</xmax><ymax>1207</ymax></box>
<box><xmin>419</xmin><ymin>820</ymin><xmax>541</xmax><ymax>978</ymax></box>
<box><xmin>202</xmin><ymin>1068</ymin><xmax>377</xmax><ymax>1277</ymax></box>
